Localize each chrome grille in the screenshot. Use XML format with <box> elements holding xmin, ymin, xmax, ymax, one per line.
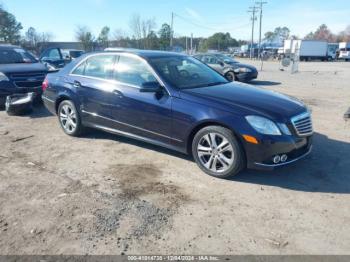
<box><xmin>291</xmin><ymin>112</ymin><xmax>313</xmax><ymax>136</ymax></box>
<box><xmin>10</xmin><ymin>72</ymin><xmax>46</xmax><ymax>88</ymax></box>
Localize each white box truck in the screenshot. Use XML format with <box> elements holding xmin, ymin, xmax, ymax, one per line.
<box><xmin>283</xmin><ymin>40</ymin><xmax>331</xmax><ymax>61</ymax></box>
<box><xmin>339</xmin><ymin>42</ymin><xmax>350</xmax><ymax>61</ymax></box>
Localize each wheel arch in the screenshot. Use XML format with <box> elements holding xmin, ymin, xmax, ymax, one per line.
<box><xmin>223</xmin><ymin>69</ymin><xmax>237</xmax><ymax>81</ymax></box>
<box><xmin>186</xmin><ymin>120</ymin><xmax>246</xmax><ymax>159</ymax></box>
<box><xmin>55</xmin><ymin>92</ymin><xmax>80</xmax><ymax>114</ymax></box>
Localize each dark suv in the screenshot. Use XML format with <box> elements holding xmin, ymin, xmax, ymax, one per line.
<box><xmin>42</xmin><ymin>50</ymin><xmax>312</xmax><ymax>178</ymax></box>
<box><xmin>0</xmin><ymin>45</ymin><xmax>48</xmax><ymax>106</ymax></box>
<box><xmin>40</xmin><ymin>47</ymin><xmax>84</xmax><ymax>68</ymax></box>
<box><xmin>194</xmin><ymin>53</ymin><xmax>258</xmax><ymax>82</ymax></box>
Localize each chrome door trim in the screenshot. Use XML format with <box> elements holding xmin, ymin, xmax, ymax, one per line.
<box><xmin>82</xmin><ymin>110</ymin><xmax>182</xmax><ymax>143</ymax></box>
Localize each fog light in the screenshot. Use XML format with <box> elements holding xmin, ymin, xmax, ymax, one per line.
<box><xmin>281</xmin><ymin>154</ymin><xmax>288</xmax><ymax>162</ymax></box>
<box><xmin>273</xmin><ymin>155</ymin><xmax>281</xmax><ymax>164</ymax></box>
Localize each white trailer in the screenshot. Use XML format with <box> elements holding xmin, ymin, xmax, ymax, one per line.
<box><xmin>339</xmin><ymin>42</ymin><xmax>350</xmax><ymax>61</ymax></box>
<box><xmin>283</xmin><ymin>40</ymin><xmax>331</xmax><ymax>61</ymax></box>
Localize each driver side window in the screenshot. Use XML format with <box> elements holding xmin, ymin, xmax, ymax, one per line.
<box><xmin>114</xmin><ymin>55</ymin><xmax>158</xmax><ymax>87</ymax></box>
<box><xmin>202</xmin><ymin>55</ymin><xmax>218</xmax><ymax>64</ymax></box>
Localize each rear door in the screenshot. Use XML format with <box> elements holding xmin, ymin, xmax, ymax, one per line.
<box><xmin>68</xmin><ymin>54</ymin><xmax>117</xmax><ymax>127</ymax></box>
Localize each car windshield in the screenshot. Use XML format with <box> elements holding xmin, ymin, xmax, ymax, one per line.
<box><xmin>149</xmin><ymin>56</ymin><xmax>229</xmax><ymax>89</ymax></box>
<box><xmin>215</xmin><ymin>54</ymin><xmax>238</xmax><ymax>64</ymax></box>
<box><xmin>0</xmin><ymin>48</ymin><xmax>38</xmax><ymax>64</ymax></box>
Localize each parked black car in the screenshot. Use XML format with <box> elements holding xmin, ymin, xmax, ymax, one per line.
<box><xmin>194</xmin><ymin>53</ymin><xmax>258</xmax><ymax>82</ymax></box>
<box><xmin>42</xmin><ymin>50</ymin><xmax>312</xmax><ymax>178</ymax></box>
<box><xmin>40</xmin><ymin>47</ymin><xmax>84</xmax><ymax>68</ymax></box>
<box><xmin>0</xmin><ymin>45</ymin><xmax>48</xmax><ymax>106</ymax></box>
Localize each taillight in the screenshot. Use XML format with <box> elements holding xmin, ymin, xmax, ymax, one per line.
<box><xmin>42</xmin><ymin>77</ymin><xmax>49</xmax><ymax>91</ymax></box>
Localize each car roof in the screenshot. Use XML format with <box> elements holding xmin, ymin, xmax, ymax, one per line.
<box><xmin>0</xmin><ymin>44</ymin><xmax>21</xmax><ymax>50</ymax></box>
<box><xmin>103</xmin><ymin>49</ymin><xmax>186</xmax><ymax>59</ymax></box>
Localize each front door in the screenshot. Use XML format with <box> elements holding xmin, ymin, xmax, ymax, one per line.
<box><xmin>202</xmin><ymin>55</ymin><xmax>224</xmax><ymax>74</ymax></box>
<box><xmin>109</xmin><ymin>54</ymin><xmax>173</xmax><ymax>145</ymax></box>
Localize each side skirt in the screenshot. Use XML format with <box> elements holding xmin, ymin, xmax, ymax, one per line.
<box><xmin>84</xmin><ymin>121</ymin><xmax>188</xmax><ymax>154</ymax></box>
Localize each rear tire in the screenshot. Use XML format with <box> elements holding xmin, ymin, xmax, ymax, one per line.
<box><xmin>192</xmin><ymin>126</ymin><xmax>245</xmax><ymax>179</ymax></box>
<box><xmin>57</xmin><ymin>100</ymin><xmax>83</xmax><ymax>136</ymax></box>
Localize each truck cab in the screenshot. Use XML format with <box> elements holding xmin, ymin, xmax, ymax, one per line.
<box><xmin>339</xmin><ymin>42</ymin><xmax>350</xmax><ymax>61</ymax></box>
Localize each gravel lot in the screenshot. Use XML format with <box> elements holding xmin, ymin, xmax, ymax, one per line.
<box><xmin>0</xmin><ymin>60</ymin><xmax>349</xmax><ymax>255</ymax></box>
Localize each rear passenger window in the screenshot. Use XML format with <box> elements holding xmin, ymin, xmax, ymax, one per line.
<box><xmin>84</xmin><ymin>55</ymin><xmax>116</xmax><ymax>79</ymax></box>
<box><xmin>72</xmin><ymin>61</ymin><xmax>85</xmax><ymax>75</ymax></box>
<box><xmin>114</xmin><ymin>55</ymin><xmax>157</xmax><ymax>87</ymax></box>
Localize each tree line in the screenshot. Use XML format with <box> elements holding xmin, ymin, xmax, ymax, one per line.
<box><xmin>75</xmin><ymin>14</ymin><xmax>248</xmax><ymax>52</ymax></box>
<box><xmin>264</xmin><ymin>24</ymin><xmax>350</xmax><ymax>43</ymax></box>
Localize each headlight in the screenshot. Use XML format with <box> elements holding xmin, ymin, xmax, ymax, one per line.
<box><xmin>0</xmin><ymin>72</ymin><xmax>9</xmax><ymax>82</ymax></box>
<box><xmin>234</xmin><ymin>67</ymin><xmax>251</xmax><ymax>73</ymax></box>
<box><xmin>277</xmin><ymin>123</ymin><xmax>292</xmax><ymax>135</ymax></box>
<box><xmin>245</xmin><ymin>115</ymin><xmax>281</xmax><ymax>135</ymax></box>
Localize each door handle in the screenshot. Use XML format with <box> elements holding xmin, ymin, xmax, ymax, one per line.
<box><xmin>112</xmin><ymin>90</ymin><xmax>123</xmax><ymax>98</ymax></box>
<box><xmin>73</xmin><ymin>80</ymin><xmax>81</xmax><ymax>88</ymax></box>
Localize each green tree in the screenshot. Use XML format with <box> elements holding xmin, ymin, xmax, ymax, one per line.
<box><xmin>75</xmin><ymin>26</ymin><xmax>95</xmax><ymax>51</ymax></box>
<box><xmin>147</xmin><ymin>30</ymin><xmax>159</xmax><ymax>50</ymax></box>
<box><xmin>264</xmin><ymin>27</ymin><xmax>290</xmax><ymax>42</ymax></box>
<box><xmin>98</xmin><ymin>26</ymin><xmax>110</xmax><ymax>48</ymax></box>
<box><xmin>0</xmin><ymin>5</ymin><xmax>23</xmax><ymax>44</ymax></box>
<box><xmin>158</xmin><ymin>23</ymin><xmax>171</xmax><ymax>50</ymax></box>
<box><xmin>205</xmin><ymin>32</ymin><xmax>238</xmax><ymax>51</ymax></box>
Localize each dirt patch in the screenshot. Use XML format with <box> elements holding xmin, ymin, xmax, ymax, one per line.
<box><xmin>92</xmin><ymin>164</ymin><xmax>190</xmax><ymax>253</ymax></box>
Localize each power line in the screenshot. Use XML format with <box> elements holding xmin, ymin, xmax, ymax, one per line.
<box><xmin>173</xmin><ymin>13</ymin><xmax>250</xmax><ymax>34</ymax></box>
<box><xmin>173</xmin><ymin>13</ymin><xmax>218</xmax><ymax>31</ymax></box>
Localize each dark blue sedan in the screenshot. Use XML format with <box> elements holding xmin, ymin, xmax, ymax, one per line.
<box><xmin>42</xmin><ymin>50</ymin><xmax>312</xmax><ymax>178</ymax></box>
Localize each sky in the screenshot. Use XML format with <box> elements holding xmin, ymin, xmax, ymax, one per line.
<box><xmin>1</xmin><ymin>0</ymin><xmax>349</xmax><ymax>41</ymax></box>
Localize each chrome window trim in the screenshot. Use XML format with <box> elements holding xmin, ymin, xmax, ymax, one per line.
<box><xmin>69</xmin><ymin>52</ymin><xmax>170</xmax><ymax>96</ymax></box>
<box><xmin>82</xmin><ymin>109</ymin><xmax>182</xmax><ymax>143</ymax></box>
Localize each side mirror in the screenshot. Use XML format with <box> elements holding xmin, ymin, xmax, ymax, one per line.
<box><xmin>218</xmin><ymin>61</ymin><xmax>225</xmax><ymax>66</ymax></box>
<box><xmin>140</xmin><ymin>81</ymin><xmax>162</xmax><ymax>93</ymax></box>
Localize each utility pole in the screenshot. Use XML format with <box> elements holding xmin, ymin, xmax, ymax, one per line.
<box><xmin>190</xmin><ymin>33</ymin><xmax>193</xmax><ymax>55</ymax></box>
<box><xmin>248</xmin><ymin>6</ymin><xmax>258</xmax><ymax>59</ymax></box>
<box><xmin>185</xmin><ymin>36</ymin><xmax>188</xmax><ymax>54</ymax></box>
<box><xmin>170</xmin><ymin>12</ymin><xmax>174</xmax><ymax>49</ymax></box>
<box><xmin>256</xmin><ymin>1</ymin><xmax>267</xmax><ymax>59</ymax></box>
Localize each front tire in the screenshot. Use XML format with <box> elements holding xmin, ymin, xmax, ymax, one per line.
<box><xmin>57</xmin><ymin>100</ymin><xmax>83</xmax><ymax>136</ymax></box>
<box><xmin>224</xmin><ymin>71</ymin><xmax>236</xmax><ymax>82</ymax></box>
<box><xmin>192</xmin><ymin>126</ymin><xmax>245</xmax><ymax>178</ymax></box>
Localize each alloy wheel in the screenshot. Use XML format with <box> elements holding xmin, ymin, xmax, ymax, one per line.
<box><xmin>197</xmin><ymin>132</ymin><xmax>235</xmax><ymax>173</ymax></box>
<box><xmin>59</xmin><ymin>104</ymin><xmax>77</xmax><ymax>133</ymax></box>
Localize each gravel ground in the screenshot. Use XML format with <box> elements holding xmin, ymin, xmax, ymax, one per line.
<box><xmin>0</xmin><ymin>60</ymin><xmax>349</xmax><ymax>255</ymax></box>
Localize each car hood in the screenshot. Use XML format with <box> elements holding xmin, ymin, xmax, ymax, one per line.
<box><xmin>179</xmin><ymin>82</ymin><xmax>306</xmax><ymax>121</ymax></box>
<box><xmin>0</xmin><ymin>63</ymin><xmax>48</xmax><ymax>74</ymax></box>
<box><xmin>226</xmin><ymin>62</ymin><xmax>257</xmax><ymax>71</ymax></box>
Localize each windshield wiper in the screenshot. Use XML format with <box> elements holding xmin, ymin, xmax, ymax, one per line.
<box><xmin>201</xmin><ymin>81</ymin><xmax>229</xmax><ymax>87</ymax></box>
<box><xmin>183</xmin><ymin>81</ymin><xmax>228</xmax><ymax>89</ymax></box>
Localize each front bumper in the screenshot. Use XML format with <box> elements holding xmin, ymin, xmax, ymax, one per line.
<box><xmin>245</xmin><ymin>134</ymin><xmax>313</xmax><ymax>170</ymax></box>
<box><xmin>0</xmin><ymin>84</ymin><xmax>42</xmax><ymax>105</ymax></box>
<box><xmin>236</xmin><ymin>70</ymin><xmax>258</xmax><ymax>82</ymax></box>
